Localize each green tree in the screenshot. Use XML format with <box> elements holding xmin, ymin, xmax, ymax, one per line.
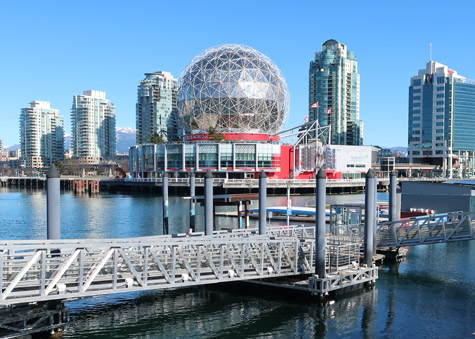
<box><xmin>150</xmin><ymin>133</ymin><xmax>164</xmax><ymax>144</ymax></box>
<box><xmin>54</xmin><ymin>159</ymin><xmax>65</xmax><ymax>174</ymax></box>
<box><xmin>208</xmin><ymin>127</ymin><xmax>225</xmax><ymax>141</ymax></box>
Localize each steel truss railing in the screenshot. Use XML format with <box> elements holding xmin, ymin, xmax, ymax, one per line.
<box><xmin>108</xmin><ymin>177</ymin><xmax>388</xmax><ymax>185</ymax></box>
<box><xmin>0</xmin><ymin>234</ymin><xmax>315</xmax><ymax>306</ymax></box>
<box><xmin>376</xmin><ymin>211</ymin><xmax>475</xmax><ymax>247</ymax></box>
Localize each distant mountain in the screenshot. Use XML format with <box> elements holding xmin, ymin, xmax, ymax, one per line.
<box><xmin>62</xmin><ymin>128</ymin><xmax>136</xmax><ymax>154</ymax></box>
<box><xmin>390</xmin><ymin>146</ymin><xmax>407</xmax><ymax>152</ymax></box>
<box><xmin>8</xmin><ymin>144</ymin><xmax>20</xmax><ymax>151</ymax></box>
<box><xmin>65</xmin><ymin>134</ymin><xmax>71</xmax><ymax>151</ymax></box>
<box><xmin>390</xmin><ymin>146</ymin><xmax>408</xmax><ymax>156</ymax></box>
<box><xmin>116</xmin><ymin>127</ymin><xmax>136</xmax><ymax>154</ymax></box>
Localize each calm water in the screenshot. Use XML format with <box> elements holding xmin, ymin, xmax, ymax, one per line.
<box><xmin>1</xmin><ymin>188</ymin><xmax>474</xmax><ymax>338</ymax></box>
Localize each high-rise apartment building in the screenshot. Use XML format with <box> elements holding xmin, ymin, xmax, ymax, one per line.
<box><xmin>408</xmin><ymin>61</ymin><xmax>475</xmax><ymax>177</ymax></box>
<box><xmin>309</xmin><ymin>39</ymin><xmax>363</xmax><ymax>145</ymax></box>
<box><xmin>19</xmin><ymin>101</ymin><xmax>64</xmax><ymax>168</ymax></box>
<box><xmin>136</xmin><ymin>71</ymin><xmax>179</xmax><ymax>144</ymax></box>
<box><xmin>71</xmin><ymin>90</ymin><xmax>116</xmax><ymax>163</ymax></box>
<box><xmin>0</xmin><ymin>139</ymin><xmax>8</xmax><ymax>162</ymax></box>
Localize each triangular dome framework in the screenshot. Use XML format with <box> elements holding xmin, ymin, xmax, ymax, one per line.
<box><xmin>178</xmin><ymin>44</ymin><xmax>290</xmax><ymax>134</ymax></box>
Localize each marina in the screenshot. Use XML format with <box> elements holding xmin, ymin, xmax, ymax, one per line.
<box><xmin>0</xmin><ymin>171</ymin><xmax>474</xmax><ymax>337</ymax></box>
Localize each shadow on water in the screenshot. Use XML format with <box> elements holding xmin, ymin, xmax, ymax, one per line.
<box><xmin>63</xmin><ymin>282</ymin><xmax>383</xmax><ymax>339</ymax></box>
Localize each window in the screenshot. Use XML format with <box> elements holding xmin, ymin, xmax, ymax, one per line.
<box><xmin>413</xmin><ymin>95</ymin><xmax>421</xmax><ymax>100</ymax></box>
<box><xmin>436</xmin><ymin>100</ymin><xmax>444</xmax><ymax>105</ymax></box>
<box><xmin>412</xmin><ymin>151</ymin><xmax>420</xmax><ymax>155</ymax></box>
<box><xmin>435</xmin><ymin>150</ymin><xmax>443</xmax><ymax>154</ymax></box>
<box><xmin>235</xmin><ymin>144</ymin><xmax>256</xmax><ymax>168</ymax></box>
<box><xmin>413</xmin><ymin>103</ymin><xmax>421</xmax><ymax>107</ymax></box>
<box><xmin>437</xmin><ymin>77</ymin><xmax>445</xmax><ymax>84</ymax></box>
<box><xmin>436</xmin><ymin>143</ymin><xmax>444</xmax><ymax>147</ymax></box>
<box><xmin>199</xmin><ymin>144</ymin><xmax>218</xmax><ymax>168</ymax></box>
<box><xmin>436</xmin><ymin>115</ymin><xmax>444</xmax><ymax>119</ymax></box>
<box><xmin>413</xmin><ymin>88</ymin><xmax>421</xmax><ymax>93</ymax></box>
<box><xmin>413</xmin><ymin>79</ymin><xmax>421</xmax><ymax>86</ymax></box>
<box><xmin>436</xmin><ymin>108</ymin><xmax>444</xmax><ymax>112</ymax></box>
<box><xmin>436</xmin><ymin>136</ymin><xmax>443</xmax><ymax>140</ymax></box>
<box><xmin>437</xmin><ymin>93</ymin><xmax>444</xmax><ymax>98</ymax></box>
<box><xmin>436</xmin><ymin>122</ymin><xmax>444</xmax><ymax>126</ymax></box>
<box><xmin>436</xmin><ymin>129</ymin><xmax>444</xmax><ymax>133</ymax></box>
<box><xmin>220</xmin><ymin>144</ymin><xmax>233</xmax><ymax>169</ymax></box>
<box><xmin>437</xmin><ymin>86</ymin><xmax>444</xmax><ymax>91</ymax></box>
<box><xmin>412</xmin><ymin>109</ymin><xmax>421</xmax><ymax>114</ymax></box>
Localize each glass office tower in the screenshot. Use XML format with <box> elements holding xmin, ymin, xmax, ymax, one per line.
<box><xmin>309</xmin><ymin>39</ymin><xmax>363</xmax><ymax>145</ymax></box>
<box><xmin>408</xmin><ymin>61</ymin><xmax>475</xmax><ymax>177</ymax></box>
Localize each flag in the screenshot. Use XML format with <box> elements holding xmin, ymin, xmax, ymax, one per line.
<box><xmin>429</xmin><ymin>43</ymin><xmax>432</xmax><ymax>47</ymax></box>
<box><xmin>327</xmin><ymin>108</ymin><xmax>331</xmax><ymax>114</ymax></box>
<box><xmin>304</xmin><ymin>115</ymin><xmax>308</xmax><ymax>122</ymax></box>
<box><xmin>448</xmin><ymin>69</ymin><xmax>455</xmax><ymax>74</ymax></box>
<box><xmin>310</xmin><ymin>102</ymin><xmax>319</xmax><ymax>108</ymax></box>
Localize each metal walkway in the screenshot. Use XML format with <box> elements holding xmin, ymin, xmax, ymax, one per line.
<box><xmin>376</xmin><ymin>211</ymin><xmax>475</xmax><ymax>247</ymax></box>
<box><xmin>0</xmin><ymin>230</ymin><xmax>315</xmax><ymax>306</ymax></box>
<box><xmin>2</xmin><ymin>210</ymin><xmax>473</xmax><ymax>308</ymax></box>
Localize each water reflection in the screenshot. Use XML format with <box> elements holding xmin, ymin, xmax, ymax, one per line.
<box><xmin>64</xmin><ymin>285</ymin><xmax>383</xmax><ymax>338</ymax></box>
<box><xmin>1</xmin><ymin>188</ymin><xmax>473</xmax><ymax>337</ymax></box>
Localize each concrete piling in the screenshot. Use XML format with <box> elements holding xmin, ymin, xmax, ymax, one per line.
<box><xmin>364</xmin><ymin>169</ymin><xmax>376</xmax><ymax>267</ymax></box>
<box><xmin>47</xmin><ymin>165</ymin><xmax>61</xmax><ymax>240</ymax></box>
<box><xmin>315</xmin><ymin>168</ymin><xmax>326</xmax><ymax>278</ymax></box>
<box><xmin>389</xmin><ymin>170</ymin><xmax>397</xmax><ymax>222</ymax></box>
<box><xmin>162</xmin><ymin>172</ymin><xmax>169</xmax><ymax>235</ymax></box>
<box><xmin>190</xmin><ymin>172</ymin><xmax>196</xmax><ymax>232</ymax></box>
<box><xmin>258</xmin><ymin>171</ymin><xmax>267</xmax><ymax>236</ymax></box>
<box><xmin>204</xmin><ymin>170</ymin><xmax>213</xmax><ymax>236</ymax></box>
<box><xmin>372</xmin><ymin>174</ymin><xmax>378</xmax><ymax>254</ymax></box>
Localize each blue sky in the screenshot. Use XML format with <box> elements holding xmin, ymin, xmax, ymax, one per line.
<box><xmin>1</xmin><ymin>0</ymin><xmax>474</xmax><ymax>148</ymax></box>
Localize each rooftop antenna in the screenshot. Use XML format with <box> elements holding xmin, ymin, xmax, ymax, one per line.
<box><xmin>430</xmin><ymin>43</ymin><xmax>433</xmax><ymax>73</ymax></box>
<box><xmin>429</xmin><ymin>43</ymin><xmax>432</xmax><ymax>62</ymax></box>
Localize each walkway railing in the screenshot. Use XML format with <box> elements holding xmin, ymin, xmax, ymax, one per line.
<box><xmin>376</xmin><ymin>211</ymin><xmax>475</xmax><ymax>247</ymax></box>
<box><xmin>107</xmin><ymin>177</ymin><xmax>388</xmax><ymax>185</ymax></box>
<box><xmin>0</xmin><ymin>233</ymin><xmax>309</xmax><ymax>306</ymax></box>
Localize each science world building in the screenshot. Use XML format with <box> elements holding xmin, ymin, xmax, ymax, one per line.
<box><xmin>130</xmin><ymin>44</ymin><xmax>297</xmax><ymax>179</ymax></box>
<box><xmin>129</xmin><ymin>44</ymin><xmax>370</xmax><ymax>179</ymax></box>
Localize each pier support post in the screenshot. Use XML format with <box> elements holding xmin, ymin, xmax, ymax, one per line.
<box><xmin>190</xmin><ymin>172</ymin><xmax>196</xmax><ymax>232</ymax></box>
<box><xmin>162</xmin><ymin>172</ymin><xmax>169</xmax><ymax>235</ymax></box>
<box><xmin>373</xmin><ymin>174</ymin><xmax>378</xmax><ymax>254</ymax></box>
<box><xmin>396</xmin><ymin>186</ymin><xmax>401</xmax><ymax>222</ymax></box>
<box><xmin>204</xmin><ymin>170</ymin><xmax>213</xmax><ymax>236</ymax></box>
<box><xmin>47</xmin><ymin>165</ymin><xmax>61</xmax><ymax>240</ymax></box>
<box><xmin>364</xmin><ymin>169</ymin><xmax>376</xmax><ymax>267</ymax></box>
<box><xmin>315</xmin><ymin>168</ymin><xmax>326</xmax><ymax>278</ymax></box>
<box><xmin>389</xmin><ymin>170</ymin><xmax>397</xmax><ymax>222</ymax></box>
<box><xmin>258</xmin><ymin>171</ymin><xmax>267</xmax><ymax>235</ymax></box>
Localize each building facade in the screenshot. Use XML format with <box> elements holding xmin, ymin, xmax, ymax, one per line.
<box><xmin>71</xmin><ymin>90</ymin><xmax>116</xmax><ymax>163</ymax></box>
<box><xmin>408</xmin><ymin>61</ymin><xmax>475</xmax><ymax>177</ymax></box>
<box><xmin>130</xmin><ymin>141</ymin><xmax>287</xmax><ymax>179</ymax></box>
<box><xmin>136</xmin><ymin>71</ymin><xmax>179</xmax><ymax>144</ymax></box>
<box><xmin>0</xmin><ymin>140</ymin><xmax>8</xmax><ymax>162</ymax></box>
<box><xmin>19</xmin><ymin>101</ymin><xmax>64</xmax><ymax>168</ymax></box>
<box><xmin>309</xmin><ymin>39</ymin><xmax>363</xmax><ymax>145</ymax></box>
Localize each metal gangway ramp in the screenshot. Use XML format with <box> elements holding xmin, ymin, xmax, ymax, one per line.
<box><xmin>376</xmin><ymin>211</ymin><xmax>475</xmax><ymax>247</ymax></box>
<box><xmin>0</xmin><ymin>231</ymin><xmax>315</xmax><ymax>307</ymax></box>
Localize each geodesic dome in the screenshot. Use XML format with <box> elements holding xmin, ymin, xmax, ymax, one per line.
<box><xmin>178</xmin><ymin>44</ymin><xmax>289</xmax><ymax>134</ymax></box>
